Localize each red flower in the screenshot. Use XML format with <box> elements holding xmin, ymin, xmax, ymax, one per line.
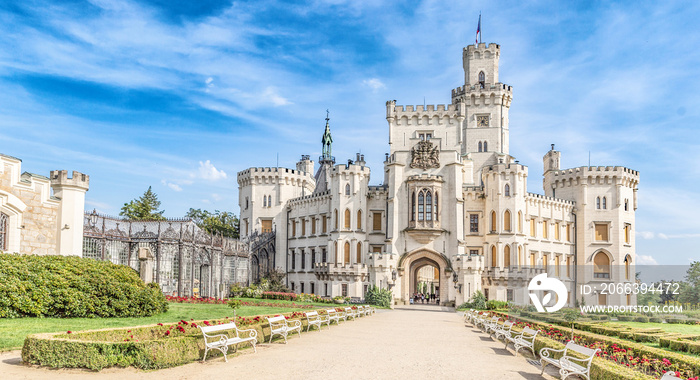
<box><xmin>67</xmin><ymin>331</ymin><xmax>72</xmax><ymax>334</ymax></box>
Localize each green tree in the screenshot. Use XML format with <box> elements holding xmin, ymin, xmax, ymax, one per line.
<box><xmin>185</xmin><ymin>208</ymin><xmax>239</xmax><ymax>238</ymax></box>
<box><xmin>678</xmin><ymin>261</ymin><xmax>700</xmax><ymax>305</ymax></box>
<box><xmin>119</xmin><ymin>186</ymin><xmax>166</xmax><ymax>220</ymax></box>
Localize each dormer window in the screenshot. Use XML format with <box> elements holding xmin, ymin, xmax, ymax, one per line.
<box><xmin>479</xmin><ymin>71</ymin><xmax>485</xmax><ymax>88</ymax></box>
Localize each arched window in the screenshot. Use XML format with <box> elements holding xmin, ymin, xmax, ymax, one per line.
<box><xmin>334</xmin><ymin>209</ymin><xmax>338</xmax><ymax>230</ymax></box>
<box><xmin>344</xmin><ymin>209</ymin><xmax>351</xmax><ymax>229</ymax></box>
<box><xmin>504</xmin><ymin>245</ymin><xmax>511</xmax><ymax>268</ymax></box>
<box><xmin>491</xmin><ymin>245</ymin><xmax>497</xmax><ymax>267</ymax></box>
<box><xmin>518</xmin><ymin>211</ymin><xmax>523</xmax><ymax>233</ymax></box>
<box><xmin>602</xmin><ymin>197</ymin><xmax>607</xmax><ymax>209</ymax></box>
<box><xmin>425</xmin><ymin>191</ymin><xmax>432</xmax><ymax>221</ymax></box>
<box><xmin>263</xmin><ymin>196</ymin><xmax>267</xmax><ymax>207</ymax></box>
<box><xmin>0</xmin><ymin>212</ymin><xmax>8</xmax><ymax>251</ymax></box>
<box><xmin>268</xmin><ymin>195</ymin><xmax>272</xmax><ymax>207</ymax></box>
<box><xmin>490</xmin><ymin>210</ymin><xmax>497</xmax><ymax>232</ymax></box>
<box><xmin>356</xmin><ymin>242</ymin><xmax>362</xmax><ymax>264</ymax></box>
<box><xmin>357</xmin><ymin>210</ymin><xmax>362</xmax><ymax>230</ymax></box>
<box><xmin>434</xmin><ymin>192</ymin><xmax>439</xmax><ymax>221</ymax></box>
<box><xmin>624</xmin><ymin>199</ymin><xmax>629</xmax><ymax>211</ymax></box>
<box><xmin>478</xmin><ymin>141</ymin><xmax>482</xmax><ymax>152</ymax></box>
<box><xmin>344</xmin><ymin>242</ymin><xmax>350</xmax><ymax>265</ymax></box>
<box><xmin>504</xmin><ymin>184</ymin><xmax>510</xmax><ymax>197</ymax></box>
<box><xmin>594</xmin><ymin>251</ymin><xmax>610</xmax><ymax>279</ymax></box>
<box><xmin>504</xmin><ymin>210</ymin><xmax>511</xmax><ymax>231</ymax></box>
<box><xmin>345</xmin><ymin>183</ymin><xmax>350</xmax><ymax>195</ymax></box>
<box><xmin>483</xmin><ymin>141</ymin><xmax>488</xmax><ymax>151</ymax></box>
<box><xmin>624</xmin><ymin>255</ymin><xmax>631</xmax><ymax>280</ymax></box>
<box><xmin>418</xmin><ymin>191</ymin><xmax>425</xmax><ymax>221</ymax></box>
<box><xmin>411</xmin><ymin>192</ymin><xmax>416</xmax><ymax>221</ymax></box>
<box><xmin>596</xmin><ymin>197</ymin><xmax>601</xmax><ymax>209</ymax></box>
<box><xmin>479</xmin><ymin>71</ymin><xmax>485</xmax><ymax>88</ymax></box>
<box><xmin>517</xmin><ymin>245</ymin><xmax>523</xmax><ymax>268</ymax></box>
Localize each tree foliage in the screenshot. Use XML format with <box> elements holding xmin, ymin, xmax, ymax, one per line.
<box><xmin>185</xmin><ymin>208</ymin><xmax>239</xmax><ymax>238</ymax></box>
<box><xmin>120</xmin><ymin>186</ymin><xmax>166</xmax><ymax>220</ymax></box>
<box><xmin>678</xmin><ymin>261</ymin><xmax>700</xmax><ymax>305</ymax></box>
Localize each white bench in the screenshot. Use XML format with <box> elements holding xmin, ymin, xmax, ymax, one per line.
<box><xmin>505</xmin><ymin>326</ymin><xmax>539</xmax><ymax>357</ymax></box>
<box><xmin>540</xmin><ymin>341</ymin><xmax>600</xmax><ymax>380</ymax></box>
<box><xmin>344</xmin><ymin>307</ymin><xmax>359</xmax><ymax>320</ymax></box>
<box><xmin>305</xmin><ymin>311</ymin><xmax>330</xmax><ymax>332</ymax></box>
<box><xmin>494</xmin><ymin>320</ymin><xmax>515</xmax><ymax>341</ymax></box>
<box><xmin>483</xmin><ymin>316</ymin><xmax>501</xmax><ymax>334</ymax></box>
<box><xmin>473</xmin><ymin>312</ymin><xmax>489</xmax><ymax>327</ymax></box>
<box><xmin>266</xmin><ymin>315</ymin><xmax>302</xmax><ymax>344</ymax></box>
<box><xmin>661</xmin><ymin>371</ymin><xmax>683</xmax><ymax>380</ymax></box>
<box><xmin>199</xmin><ymin>322</ymin><xmax>258</xmax><ymax>362</ymax></box>
<box><xmin>360</xmin><ymin>305</ymin><xmax>371</xmax><ymax>316</ymax></box>
<box><xmin>326</xmin><ymin>309</ymin><xmax>342</xmax><ymax>325</ymax></box>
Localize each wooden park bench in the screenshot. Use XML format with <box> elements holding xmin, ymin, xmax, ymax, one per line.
<box><xmin>266</xmin><ymin>315</ymin><xmax>302</xmax><ymax>344</ymax></box>
<box><xmin>199</xmin><ymin>322</ymin><xmax>258</xmax><ymax>362</ymax></box>
<box><xmin>504</xmin><ymin>326</ymin><xmax>539</xmax><ymax>357</ymax></box>
<box><xmin>540</xmin><ymin>341</ymin><xmax>600</xmax><ymax>380</ymax></box>
<box><xmin>326</xmin><ymin>309</ymin><xmax>342</xmax><ymax>325</ymax></box>
<box><xmin>305</xmin><ymin>310</ymin><xmax>330</xmax><ymax>332</ymax></box>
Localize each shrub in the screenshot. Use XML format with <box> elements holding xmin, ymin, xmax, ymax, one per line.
<box><xmin>634</xmin><ymin>316</ymin><xmax>649</xmax><ymax>323</ymax></box>
<box><xmin>459</xmin><ymin>290</ymin><xmax>486</xmax><ymax>310</ymax></box>
<box><xmin>0</xmin><ymin>253</ymin><xmax>167</xmax><ymax>318</ymax></box>
<box><xmin>618</xmin><ymin>315</ymin><xmax>635</xmax><ymax>322</ymax></box>
<box><xmin>364</xmin><ymin>285</ymin><xmax>392</xmax><ymax>308</ymax></box>
<box><xmin>486</xmin><ymin>300</ymin><xmax>508</xmax><ymax>310</ymax></box>
<box><xmin>649</xmin><ymin>317</ymin><xmax>663</xmax><ymax>323</ymax></box>
<box><xmin>666</xmin><ymin>318</ymin><xmax>686</xmax><ymax>324</ymax></box>
<box><xmin>261</xmin><ymin>292</ymin><xmax>298</xmax><ymax>301</ymax></box>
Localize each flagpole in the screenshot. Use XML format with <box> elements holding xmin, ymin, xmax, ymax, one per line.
<box><xmin>480</xmin><ymin>12</ymin><xmax>482</xmax><ymax>44</ymax></box>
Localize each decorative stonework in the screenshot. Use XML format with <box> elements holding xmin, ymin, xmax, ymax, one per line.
<box><xmin>410</xmin><ymin>140</ymin><xmax>440</xmax><ymax>169</ymax></box>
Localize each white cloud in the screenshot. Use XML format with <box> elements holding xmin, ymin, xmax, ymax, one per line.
<box><xmin>636</xmin><ymin>255</ymin><xmax>659</xmax><ymax>265</ymax></box>
<box><xmin>262</xmin><ymin>87</ymin><xmax>291</xmax><ymax>106</ymax></box>
<box><xmin>167</xmin><ymin>183</ymin><xmax>182</xmax><ymax>192</ymax></box>
<box><xmin>197</xmin><ymin>160</ymin><xmax>227</xmax><ymax>180</ymax></box>
<box><xmin>212</xmin><ymin>193</ymin><xmax>222</xmax><ymax>201</ymax></box>
<box><xmin>658</xmin><ymin>233</ymin><xmax>669</xmax><ymax>240</ymax></box>
<box><xmin>362</xmin><ymin>78</ymin><xmax>386</xmax><ymax>92</ymax></box>
<box><xmin>638</xmin><ymin>231</ymin><xmax>655</xmax><ymax>239</ymax></box>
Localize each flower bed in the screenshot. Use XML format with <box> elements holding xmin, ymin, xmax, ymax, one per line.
<box><xmin>21</xmin><ymin>308</ymin><xmax>336</xmax><ymax>370</ymax></box>
<box><xmin>165</xmin><ymin>296</ymin><xmax>316</xmax><ymax>309</ymax></box>
<box><xmin>492</xmin><ymin>311</ymin><xmax>700</xmax><ymax>379</ymax></box>
<box><xmin>261</xmin><ymin>292</ymin><xmax>298</xmax><ymax>301</ymax></box>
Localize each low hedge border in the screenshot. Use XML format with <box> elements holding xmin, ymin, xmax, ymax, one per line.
<box><xmin>22</xmin><ymin>307</ymin><xmax>365</xmax><ymax>370</ymax></box>
<box><xmin>660</xmin><ymin>335</ymin><xmax>700</xmax><ymax>355</ymax></box>
<box><xmin>492</xmin><ymin>311</ymin><xmax>700</xmax><ymax>379</ymax></box>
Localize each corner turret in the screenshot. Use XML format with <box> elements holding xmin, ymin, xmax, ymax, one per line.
<box><xmin>50</xmin><ymin>170</ymin><xmax>89</xmax><ymax>256</ymax></box>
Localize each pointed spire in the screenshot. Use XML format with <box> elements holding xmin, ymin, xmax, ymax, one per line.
<box><xmin>321</xmin><ymin>110</ymin><xmax>334</xmax><ymax>162</ymax></box>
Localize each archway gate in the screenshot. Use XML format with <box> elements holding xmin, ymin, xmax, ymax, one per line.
<box><xmin>82</xmin><ymin>212</ymin><xmax>249</xmax><ymax>298</ymax></box>
<box><xmin>399</xmin><ymin>249</ymin><xmax>450</xmax><ymax>305</ymax></box>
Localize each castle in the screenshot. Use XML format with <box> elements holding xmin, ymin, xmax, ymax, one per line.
<box><xmin>238</xmin><ymin>42</ymin><xmax>639</xmax><ymax>307</ymax></box>
<box><xmin>0</xmin><ymin>153</ymin><xmax>89</xmax><ymax>256</ymax></box>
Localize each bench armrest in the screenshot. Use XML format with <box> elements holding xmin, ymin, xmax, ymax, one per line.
<box><xmin>539</xmin><ymin>346</ymin><xmax>566</xmax><ymax>359</ymax></box>
<box><xmin>287</xmin><ymin>319</ymin><xmax>302</xmax><ymax>328</ymax></box>
<box><xmin>237</xmin><ymin>328</ymin><xmax>258</xmax><ymax>340</ymax></box>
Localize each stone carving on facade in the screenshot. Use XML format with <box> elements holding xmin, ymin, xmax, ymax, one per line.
<box><xmin>410</xmin><ymin>140</ymin><xmax>440</xmax><ymax>169</ymax></box>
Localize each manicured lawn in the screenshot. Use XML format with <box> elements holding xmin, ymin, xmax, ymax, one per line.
<box><xmin>605</xmin><ymin>321</ymin><xmax>700</xmax><ymax>335</ymax></box>
<box><xmin>0</xmin><ymin>302</ymin><xmax>318</xmax><ymax>352</ymax></box>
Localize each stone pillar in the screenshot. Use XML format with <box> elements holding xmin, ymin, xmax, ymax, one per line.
<box><xmin>138</xmin><ymin>246</ymin><xmax>155</xmax><ymax>284</ymax></box>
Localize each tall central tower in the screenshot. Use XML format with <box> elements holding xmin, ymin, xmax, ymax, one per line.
<box><xmin>451</xmin><ymin>43</ymin><xmax>513</xmax><ymax>162</ymax></box>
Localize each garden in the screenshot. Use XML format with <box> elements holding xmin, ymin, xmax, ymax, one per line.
<box><xmin>458</xmin><ymin>291</ymin><xmax>700</xmax><ymax>380</ymax></box>
<box><xmin>0</xmin><ymin>253</ymin><xmax>385</xmax><ymax>371</ymax></box>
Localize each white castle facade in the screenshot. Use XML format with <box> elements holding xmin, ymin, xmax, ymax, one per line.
<box><xmin>238</xmin><ymin>42</ymin><xmax>639</xmax><ymax>307</ymax></box>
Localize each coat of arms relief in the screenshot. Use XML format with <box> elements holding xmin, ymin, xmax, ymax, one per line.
<box><xmin>410</xmin><ymin>140</ymin><xmax>440</xmax><ymax>169</ymax></box>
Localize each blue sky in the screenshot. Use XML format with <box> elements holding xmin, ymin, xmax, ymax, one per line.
<box><xmin>1</xmin><ymin>0</ymin><xmax>698</xmax><ymax>265</ymax></box>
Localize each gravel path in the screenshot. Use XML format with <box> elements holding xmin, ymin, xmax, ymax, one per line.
<box><xmin>1</xmin><ymin>306</ymin><xmax>555</xmax><ymax>379</ymax></box>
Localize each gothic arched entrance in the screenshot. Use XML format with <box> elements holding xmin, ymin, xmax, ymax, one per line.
<box><xmin>399</xmin><ymin>249</ymin><xmax>449</xmax><ymax>305</ymax></box>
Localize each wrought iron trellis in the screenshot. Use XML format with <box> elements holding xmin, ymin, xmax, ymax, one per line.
<box><xmin>82</xmin><ymin>212</ymin><xmax>249</xmax><ymax>298</ymax></box>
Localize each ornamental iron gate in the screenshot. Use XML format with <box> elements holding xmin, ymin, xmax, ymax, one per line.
<box><xmin>82</xmin><ymin>212</ymin><xmax>249</xmax><ymax>298</ymax></box>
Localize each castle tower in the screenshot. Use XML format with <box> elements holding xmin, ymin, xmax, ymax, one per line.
<box><xmin>50</xmin><ymin>170</ymin><xmax>89</xmax><ymax>256</ymax></box>
<box><xmin>452</xmin><ymin>43</ymin><xmax>513</xmax><ymax>180</ymax></box>
<box><xmin>543</xmin><ymin>144</ymin><xmax>561</xmax><ymax>174</ymax></box>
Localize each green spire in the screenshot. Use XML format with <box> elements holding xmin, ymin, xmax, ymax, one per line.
<box><xmin>321</xmin><ymin>110</ymin><xmax>333</xmax><ymax>161</ymax></box>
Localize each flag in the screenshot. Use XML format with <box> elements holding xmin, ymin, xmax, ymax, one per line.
<box><xmin>476</xmin><ymin>14</ymin><xmax>481</xmax><ymax>44</ymax></box>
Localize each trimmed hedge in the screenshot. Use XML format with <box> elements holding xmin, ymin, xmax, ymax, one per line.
<box><xmin>22</xmin><ymin>308</ymin><xmax>349</xmax><ymax>370</ymax></box>
<box><xmin>649</xmin><ymin>317</ymin><xmax>664</xmax><ymax>323</ymax></box>
<box><xmin>660</xmin><ymin>335</ymin><xmax>700</xmax><ymax>355</ymax></box>
<box><xmin>0</xmin><ymin>253</ymin><xmax>167</xmax><ymax>318</ymax></box>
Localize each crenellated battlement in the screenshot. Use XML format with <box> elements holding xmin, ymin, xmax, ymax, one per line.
<box><xmin>49</xmin><ymin>170</ymin><xmax>89</xmax><ymax>191</ymax></box>
<box><xmin>237</xmin><ymin>166</ymin><xmax>315</xmax><ymax>186</ymax></box>
<box><xmin>406</xmin><ymin>173</ymin><xmax>444</xmax><ymax>182</ymax></box>
<box><xmin>288</xmin><ymin>189</ymin><xmax>331</xmax><ymax>206</ymax></box>
<box><xmin>451</xmin><ymin>82</ymin><xmax>513</xmax><ymax>100</ymax></box>
<box><xmin>464</xmin><ymin>43</ymin><xmax>500</xmax><ymax>56</ymax></box>
<box><xmin>386</xmin><ymin>100</ymin><xmax>466</xmax><ymax>123</ymax></box>
<box><xmin>526</xmin><ymin>192</ymin><xmax>575</xmax><ymax>207</ymax></box>
<box><xmin>549</xmin><ymin>165</ymin><xmax>640</xmax><ymax>188</ymax></box>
